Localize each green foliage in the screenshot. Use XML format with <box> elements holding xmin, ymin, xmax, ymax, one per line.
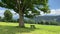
<box><xmin>38</xmin><ymin>20</ymin><xmax>59</xmax><ymax>25</ymax></box>
<box><xmin>0</xmin><ymin>16</ymin><xmax>1</xmax><ymax>19</ymax></box>
<box><xmin>50</xmin><ymin>21</ymin><xmax>58</xmax><ymax>25</ymax></box>
<box><xmin>4</xmin><ymin>10</ymin><xmax>13</xmax><ymax>21</ymax></box>
<box><xmin>24</xmin><ymin>19</ymin><xmax>36</xmax><ymax>24</ymax></box>
<box><xmin>0</xmin><ymin>0</ymin><xmax>50</xmax><ymax>27</ymax></box>
<box><xmin>0</xmin><ymin>0</ymin><xmax>50</xmax><ymax>18</ymax></box>
<box><xmin>0</xmin><ymin>16</ymin><xmax>2</xmax><ymax>21</ymax></box>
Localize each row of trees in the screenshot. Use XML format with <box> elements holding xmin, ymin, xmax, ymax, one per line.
<box><xmin>0</xmin><ymin>0</ymin><xmax>50</xmax><ymax>27</ymax></box>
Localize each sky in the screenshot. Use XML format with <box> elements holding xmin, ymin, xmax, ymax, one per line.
<box><xmin>41</xmin><ymin>0</ymin><xmax>60</xmax><ymax>16</ymax></box>
<box><xmin>49</xmin><ymin>0</ymin><xmax>60</xmax><ymax>9</ymax></box>
<box><xmin>0</xmin><ymin>0</ymin><xmax>60</xmax><ymax>16</ymax></box>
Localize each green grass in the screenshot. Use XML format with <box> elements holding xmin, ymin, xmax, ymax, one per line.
<box><xmin>0</xmin><ymin>22</ymin><xmax>60</xmax><ymax>34</ymax></box>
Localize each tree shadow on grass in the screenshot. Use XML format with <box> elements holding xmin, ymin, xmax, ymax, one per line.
<box><xmin>0</xmin><ymin>25</ymin><xmax>36</xmax><ymax>34</ymax></box>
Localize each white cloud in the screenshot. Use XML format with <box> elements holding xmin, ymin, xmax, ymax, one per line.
<box><xmin>50</xmin><ymin>9</ymin><xmax>60</xmax><ymax>15</ymax></box>
<box><xmin>0</xmin><ymin>10</ymin><xmax>5</xmax><ymax>17</ymax></box>
<box><xmin>40</xmin><ymin>9</ymin><xmax>60</xmax><ymax>16</ymax></box>
<box><xmin>55</xmin><ymin>9</ymin><xmax>60</xmax><ymax>15</ymax></box>
<box><xmin>46</xmin><ymin>9</ymin><xmax>56</xmax><ymax>15</ymax></box>
<box><xmin>0</xmin><ymin>8</ymin><xmax>60</xmax><ymax>16</ymax></box>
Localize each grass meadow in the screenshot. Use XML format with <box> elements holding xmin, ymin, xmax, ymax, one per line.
<box><xmin>0</xmin><ymin>22</ymin><xmax>60</xmax><ymax>34</ymax></box>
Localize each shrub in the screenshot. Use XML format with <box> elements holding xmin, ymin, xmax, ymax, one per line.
<box><xmin>50</xmin><ymin>21</ymin><xmax>58</xmax><ymax>25</ymax></box>
<box><xmin>24</xmin><ymin>19</ymin><xmax>36</xmax><ymax>24</ymax></box>
<box><xmin>38</xmin><ymin>20</ymin><xmax>59</xmax><ymax>25</ymax></box>
<box><xmin>45</xmin><ymin>21</ymin><xmax>50</xmax><ymax>25</ymax></box>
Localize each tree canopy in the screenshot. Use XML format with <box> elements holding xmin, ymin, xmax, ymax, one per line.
<box><xmin>0</xmin><ymin>0</ymin><xmax>50</xmax><ymax>18</ymax></box>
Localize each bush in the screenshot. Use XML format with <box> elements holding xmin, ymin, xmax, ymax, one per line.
<box><xmin>40</xmin><ymin>21</ymin><xmax>44</xmax><ymax>24</ymax></box>
<box><xmin>24</xmin><ymin>19</ymin><xmax>36</xmax><ymax>24</ymax></box>
<box><xmin>38</xmin><ymin>20</ymin><xmax>46</xmax><ymax>24</ymax></box>
<box><xmin>38</xmin><ymin>20</ymin><xmax>59</xmax><ymax>25</ymax></box>
<box><xmin>50</xmin><ymin>21</ymin><xmax>58</xmax><ymax>25</ymax></box>
<box><xmin>45</xmin><ymin>21</ymin><xmax>50</xmax><ymax>25</ymax></box>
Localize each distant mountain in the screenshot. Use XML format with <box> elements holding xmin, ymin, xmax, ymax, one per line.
<box><xmin>33</xmin><ymin>15</ymin><xmax>60</xmax><ymax>22</ymax></box>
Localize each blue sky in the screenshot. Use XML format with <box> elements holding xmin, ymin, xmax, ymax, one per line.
<box><xmin>48</xmin><ymin>0</ymin><xmax>60</xmax><ymax>9</ymax></box>
<box><xmin>0</xmin><ymin>0</ymin><xmax>60</xmax><ymax>16</ymax></box>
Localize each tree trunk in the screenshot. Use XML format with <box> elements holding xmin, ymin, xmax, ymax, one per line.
<box><xmin>17</xmin><ymin>0</ymin><xmax>25</xmax><ymax>28</ymax></box>
<box><xmin>19</xmin><ymin>10</ymin><xmax>25</xmax><ymax>28</ymax></box>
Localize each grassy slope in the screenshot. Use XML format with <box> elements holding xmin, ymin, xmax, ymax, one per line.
<box><xmin>0</xmin><ymin>22</ymin><xmax>60</xmax><ymax>34</ymax></box>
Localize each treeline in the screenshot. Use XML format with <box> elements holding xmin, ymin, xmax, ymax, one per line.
<box><xmin>0</xmin><ymin>10</ymin><xmax>60</xmax><ymax>25</ymax></box>
<box><xmin>24</xmin><ymin>19</ymin><xmax>60</xmax><ymax>25</ymax></box>
<box><xmin>0</xmin><ymin>18</ymin><xmax>18</xmax><ymax>22</ymax></box>
<box><xmin>0</xmin><ymin>16</ymin><xmax>60</xmax><ymax>25</ymax></box>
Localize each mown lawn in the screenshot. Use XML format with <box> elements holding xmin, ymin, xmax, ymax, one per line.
<box><xmin>0</xmin><ymin>22</ymin><xmax>60</xmax><ymax>34</ymax></box>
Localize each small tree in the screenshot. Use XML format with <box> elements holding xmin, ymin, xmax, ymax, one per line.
<box><xmin>4</xmin><ymin>10</ymin><xmax>13</xmax><ymax>22</ymax></box>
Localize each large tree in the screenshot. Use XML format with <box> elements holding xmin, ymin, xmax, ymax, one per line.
<box><xmin>0</xmin><ymin>0</ymin><xmax>50</xmax><ymax>27</ymax></box>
